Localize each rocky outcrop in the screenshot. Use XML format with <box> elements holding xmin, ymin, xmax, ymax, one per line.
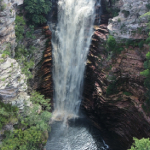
<box><xmin>32</xmin><ymin>26</ymin><xmax>53</xmax><ymax>101</ymax></box>
<box><xmin>108</xmin><ymin>0</ymin><xmax>149</xmax><ymax>40</ymax></box>
<box><xmin>0</xmin><ymin>54</ymin><xmax>31</xmax><ymax>110</ymax></box>
<box><xmin>0</xmin><ymin>0</ymin><xmax>23</xmax><ymax>56</ymax></box>
<box><xmin>82</xmin><ymin>15</ymin><xmax>150</xmax><ymax>150</ymax></box>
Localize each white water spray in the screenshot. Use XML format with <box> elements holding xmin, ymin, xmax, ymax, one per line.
<box><xmin>51</xmin><ymin>0</ymin><xmax>95</xmax><ymax>120</ymax></box>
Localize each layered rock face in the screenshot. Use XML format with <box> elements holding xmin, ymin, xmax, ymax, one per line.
<box><xmin>32</xmin><ymin>26</ymin><xmax>53</xmax><ymax>101</ymax></box>
<box><xmin>0</xmin><ymin>54</ymin><xmax>31</xmax><ymax>109</ymax></box>
<box><xmin>108</xmin><ymin>0</ymin><xmax>149</xmax><ymax>40</ymax></box>
<box><xmin>82</xmin><ymin>0</ymin><xmax>150</xmax><ymax>150</ymax></box>
<box><xmin>0</xmin><ymin>54</ymin><xmax>31</xmax><ymax>141</ymax></box>
<box><xmin>0</xmin><ymin>0</ymin><xmax>23</xmax><ymax>56</ymax></box>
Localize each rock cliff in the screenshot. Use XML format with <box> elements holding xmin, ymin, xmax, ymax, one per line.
<box><xmin>0</xmin><ymin>0</ymin><xmax>23</xmax><ymax>56</ymax></box>
<box><xmin>32</xmin><ymin>26</ymin><xmax>53</xmax><ymax>101</ymax></box>
<box><xmin>108</xmin><ymin>0</ymin><xmax>149</xmax><ymax>40</ymax></box>
<box><xmin>82</xmin><ymin>0</ymin><xmax>150</xmax><ymax>149</ymax></box>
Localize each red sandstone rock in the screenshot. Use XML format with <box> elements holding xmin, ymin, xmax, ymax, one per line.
<box><xmin>82</xmin><ymin>23</ymin><xmax>150</xmax><ymax>150</ymax></box>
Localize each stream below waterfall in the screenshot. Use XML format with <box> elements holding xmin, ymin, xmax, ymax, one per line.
<box><xmin>46</xmin><ymin>118</ymin><xmax>109</xmax><ymax>150</ymax></box>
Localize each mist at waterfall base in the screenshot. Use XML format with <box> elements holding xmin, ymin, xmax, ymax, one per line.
<box><xmin>46</xmin><ymin>0</ymin><xmax>109</xmax><ymax>149</ymax></box>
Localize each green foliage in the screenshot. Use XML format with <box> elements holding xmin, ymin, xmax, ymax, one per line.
<box><xmin>123</xmin><ymin>91</ymin><xmax>132</xmax><ymax>96</ymax></box>
<box><xmin>106</xmin><ymin>80</ymin><xmax>118</xmax><ymax>96</ymax></box>
<box><xmin>106</xmin><ymin>7</ymin><xmax>120</xmax><ymax>18</ymax></box>
<box><xmin>0</xmin><ymin>101</ymin><xmax>18</xmax><ymax>130</ymax></box>
<box><xmin>25</xmin><ymin>25</ymin><xmax>36</xmax><ymax>39</ymax></box>
<box><xmin>140</xmin><ymin>51</ymin><xmax>150</xmax><ymax>105</ymax></box>
<box><xmin>138</xmin><ymin>40</ymin><xmax>144</xmax><ymax>49</ymax></box>
<box><xmin>24</xmin><ymin>0</ymin><xmax>52</xmax><ymax>25</ymax></box>
<box><xmin>15</xmin><ymin>15</ymin><xmax>36</xmax><ymax>41</ymax></box>
<box><xmin>15</xmin><ymin>15</ymin><xmax>25</xmax><ymax>41</ymax></box>
<box><xmin>125</xmin><ymin>39</ymin><xmax>144</xmax><ymax>49</ymax></box>
<box><xmin>2</xmin><ymin>50</ymin><xmax>11</xmax><ymax>58</ymax></box>
<box><xmin>21</xmin><ymin>60</ymin><xmax>34</xmax><ymax>79</ymax></box>
<box><xmin>0</xmin><ymin>93</ymin><xmax>51</xmax><ymax>150</ymax></box>
<box><xmin>129</xmin><ymin>137</ymin><xmax>150</xmax><ymax>150</ymax></box>
<box><xmin>0</xmin><ymin>3</ymin><xmax>6</xmax><ymax>11</ymax></box>
<box><xmin>107</xmin><ymin>35</ymin><xmax>116</xmax><ymax>50</ymax></box>
<box><xmin>30</xmin><ymin>91</ymin><xmax>51</xmax><ymax>111</ymax></box>
<box><xmin>1</xmin><ymin>43</ymin><xmax>11</xmax><ymax>57</ymax></box>
<box><xmin>146</xmin><ymin>52</ymin><xmax>150</xmax><ymax>60</ymax></box>
<box><xmin>15</xmin><ymin>45</ymin><xmax>35</xmax><ymax>79</ymax></box>
<box><xmin>106</xmin><ymin>35</ymin><xmax>124</xmax><ymax>54</ymax></box>
<box><xmin>1</xmin><ymin>107</ymin><xmax>51</xmax><ymax>150</ymax></box>
<box><xmin>1</xmin><ymin>128</ymin><xmax>43</xmax><ymax>150</ymax></box>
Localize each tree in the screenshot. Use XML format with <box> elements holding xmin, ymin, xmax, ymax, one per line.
<box><xmin>140</xmin><ymin>52</ymin><xmax>150</xmax><ymax>104</ymax></box>
<box><xmin>128</xmin><ymin>137</ymin><xmax>150</xmax><ymax>150</ymax></box>
<box><xmin>24</xmin><ymin>0</ymin><xmax>52</xmax><ymax>25</ymax></box>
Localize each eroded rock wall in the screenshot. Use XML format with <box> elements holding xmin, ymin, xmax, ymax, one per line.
<box><xmin>108</xmin><ymin>0</ymin><xmax>149</xmax><ymax>40</ymax></box>
<box><xmin>0</xmin><ymin>0</ymin><xmax>23</xmax><ymax>56</ymax></box>
<box><xmin>32</xmin><ymin>26</ymin><xmax>53</xmax><ymax>101</ymax></box>
<box><xmin>82</xmin><ymin>0</ymin><xmax>150</xmax><ymax>149</ymax></box>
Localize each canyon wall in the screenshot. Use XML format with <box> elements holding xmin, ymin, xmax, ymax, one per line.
<box><xmin>0</xmin><ymin>0</ymin><xmax>53</xmax><ymax>141</ymax></box>
<box><xmin>82</xmin><ymin>0</ymin><xmax>150</xmax><ymax>149</ymax></box>
<box><xmin>0</xmin><ymin>0</ymin><xmax>23</xmax><ymax>56</ymax></box>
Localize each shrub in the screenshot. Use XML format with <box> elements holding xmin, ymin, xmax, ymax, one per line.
<box><xmin>0</xmin><ymin>3</ymin><xmax>6</xmax><ymax>11</ymax></box>
<box><xmin>30</xmin><ymin>91</ymin><xmax>51</xmax><ymax>111</ymax></box>
<box><xmin>128</xmin><ymin>137</ymin><xmax>150</xmax><ymax>150</ymax></box>
<box><xmin>123</xmin><ymin>91</ymin><xmax>132</xmax><ymax>96</ymax></box>
<box><xmin>2</xmin><ymin>50</ymin><xmax>11</xmax><ymax>56</ymax></box>
<box><xmin>15</xmin><ymin>45</ymin><xmax>35</xmax><ymax>79</ymax></box>
<box><xmin>140</xmin><ymin>52</ymin><xmax>150</xmax><ymax>104</ymax></box>
<box><xmin>25</xmin><ymin>25</ymin><xmax>36</xmax><ymax>39</ymax></box>
<box><xmin>106</xmin><ymin>35</ymin><xmax>124</xmax><ymax>54</ymax></box>
<box><xmin>0</xmin><ymin>101</ymin><xmax>18</xmax><ymax>130</ymax></box>
<box><xmin>106</xmin><ymin>80</ymin><xmax>118</xmax><ymax>96</ymax></box>
<box><xmin>0</xmin><ymin>93</ymin><xmax>51</xmax><ymax>150</ymax></box>
<box><xmin>15</xmin><ymin>15</ymin><xmax>25</xmax><ymax>41</ymax></box>
<box><xmin>24</xmin><ymin>0</ymin><xmax>52</xmax><ymax>25</ymax></box>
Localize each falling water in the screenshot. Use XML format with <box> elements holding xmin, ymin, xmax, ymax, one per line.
<box><xmin>51</xmin><ymin>0</ymin><xmax>95</xmax><ymax>120</ymax></box>
<box><xmin>46</xmin><ymin>1</ymin><xmax>109</xmax><ymax>149</ymax></box>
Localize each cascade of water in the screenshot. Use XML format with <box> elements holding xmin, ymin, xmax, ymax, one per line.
<box><xmin>51</xmin><ymin>0</ymin><xmax>96</xmax><ymax>120</ymax></box>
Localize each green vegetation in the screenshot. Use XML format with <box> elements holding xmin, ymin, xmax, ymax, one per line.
<box><xmin>0</xmin><ymin>43</ymin><xmax>11</xmax><ymax>58</ymax></box>
<box><xmin>21</xmin><ymin>59</ymin><xmax>34</xmax><ymax>79</ymax></box>
<box><xmin>30</xmin><ymin>91</ymin><xmax>51</xmax><ymax>111</ymax></box>
<box><xmin>123</xmin><ymin>91</ymin><xmax>132</xmax><ymax>96</ymax></box>
<box><xmin>15</xmin><ymin>15</ymin><xmax>36</xmax><ymax>41</ymax></box>
<box><xmin>128</xmin><ymin>138</ymin><xmax>150</xmax><ymax>150</ymax></box>
<box><xmin>15</xmin><ymin>15</ymin><xmax>25</xmax><ymax>41</ymax></box>
<box><xmin>15</xmin><ymin>45</ymin><xmax>35</xmax><ymax>79</ymax></box>
<box><xmin>106</xmin><ymin>80</ymin><xmax>118</xmax><ymax>96</ymax></box>
<box><xmin>0</xmin><ymin>101</ymin><xmax>18</xmax><ymax>130</ymax></box>
<box><xmin>2</xmin><ymin>50</ymin><xmax>11</xmax><ymax>58</ymax></box>
<box><xmin>26</xmin><ymin>25</ymin><xmax>36</xmax><ymax>39</ymax></box>
<box><xmin>106</xmin><ymin>35</ymin><xmax>124</xmax><ymax>54</ymax></box>
<box><xmin>140</xmin><ymin>52</ymin><xmax>150</xmax><ymax>105</ymax></box>
<box><xmin>0</xmin><ymin>3</ymin><xmax>6</xmax><ymax>11</ymax></box>
<box><xmin>0</xmin><ymin>92</ymin><xmax>51</xmax><ymax>150</ymax></box>
<box><xmin>14</xmin><ymin>15</ymin><xmax>37</xmax><ymax>79</ymax></box>
<box><xmin>24</xmin><ymin>0</ymin><xmax>52</xmax><ymax>25</ymax></box>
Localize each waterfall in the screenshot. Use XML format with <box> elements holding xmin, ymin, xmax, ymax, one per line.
<box><xmin>51</xmin><ymin>0</ymin><xmax>95</xmax><ymax>121</ymax></box>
